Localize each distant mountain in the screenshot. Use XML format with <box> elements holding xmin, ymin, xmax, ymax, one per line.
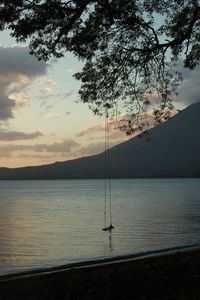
<box><xmin>0</xmin><ymin>102</ymin><xmax>200</xmax><ymax>179</ymax></box>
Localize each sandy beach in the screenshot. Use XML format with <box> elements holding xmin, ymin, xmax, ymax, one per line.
<box><xmin>1</xmin><ymin>246</ymin><xmax>200</xmax><ymax>300</ymax></box>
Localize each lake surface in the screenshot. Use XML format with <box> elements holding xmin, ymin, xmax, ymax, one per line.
<box><xmin>0</xmin><ymin>178</ymin><xmax>200</xmax><ymax>275</ymax></box>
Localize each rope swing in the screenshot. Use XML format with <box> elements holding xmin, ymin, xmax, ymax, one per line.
<box><xmin>102</xmin><ymin>106</ymin><xmax>114</xmax><ymax>233</ymax></box>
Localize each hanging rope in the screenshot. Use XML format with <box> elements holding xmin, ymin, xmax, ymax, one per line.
<box><xmin>104</xmin><ymin>109</ymin><xmax>108</xmax><ymax>228</ymax></box>
<box><xmin>103</xmin><ymin>107</ymin><xmax>114</xmax><ymax>232</ymax></box>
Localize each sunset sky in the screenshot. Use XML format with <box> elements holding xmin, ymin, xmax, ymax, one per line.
<box><xmin>0</xmin><ymin>30</ymin><xmax>199</xmax><ymax>168</ymax></box>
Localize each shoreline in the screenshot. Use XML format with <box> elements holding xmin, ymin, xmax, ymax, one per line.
<box><xmin>1</xmin><ymin>245</ymin><xmax>200</xmax><ymax>299</ymax></box>
<box><xmin>1</xmin><ymin>243</ymin><xmax>200</xmax><ymax>281</ymax></box>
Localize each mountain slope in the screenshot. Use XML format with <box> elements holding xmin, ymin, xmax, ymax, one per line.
<box><xmin>0</xmin><ymin>102</ymin><xmax>200</xmax><ymax>179</ymax></box>
<box><xmin>108</xmin><ymin>101</ymin><xmax>200</xmax><ymax>177</ymax></box>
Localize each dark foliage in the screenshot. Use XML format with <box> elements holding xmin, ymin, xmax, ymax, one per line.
<box><xmin>0</xmin><ymin>1</ymin><xmax>199</xmax><ymax>130</ymax></box>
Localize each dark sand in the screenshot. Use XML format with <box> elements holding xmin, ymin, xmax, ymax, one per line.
<box><xmin>1</xmin><ymin>247</ymin><xmax>200</xmax><ymax>300</ymax></box>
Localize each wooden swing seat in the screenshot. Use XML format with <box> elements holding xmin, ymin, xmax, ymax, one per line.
<box><xmin>102</xmin><ymin>224</ymin><xmax>114</xmax><ymax>232</ymax></box>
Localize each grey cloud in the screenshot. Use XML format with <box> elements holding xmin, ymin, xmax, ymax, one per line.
<box><xmin>77</xmin><ymin>124</ymin><xmax>104</xmax><ymax>137</ymax></box>
<box><xmin>79</xmin><ymin>139</ymin><xmax>127</xmax><ymax>156</ymax></box>
<box><xmin>7</xmin><ymin>82</ymin><xmax>24</xmax><ymax>94</ymax></box>
<box><xmin>76</xmin><ymin>120</ymin><xmax>127</xmax><ymax>141</ymax></box>
<box><xmin>1</xmin><ymin>138</ymin><xmax>80</xmax><ymax>153</ymax></box>
<box><xmin>44</xmin><ymin>105</ymin><xmax>53</xmax><ymax>112</ymax></box>
<box><xmin>0</xmin><ymin>45</ymin><xmax>48</xmax><ymax>121</ymax></box>
<box><xmin>33</xmin><ymin>139</ymin><xmax>79</xmax><ymax>153</ymax></box>
<box><xmin>0</xmin><ymin>95</ymin><xmax>15</xmax><ymax>120</ymax></box>
<box><xmin>76</xmin><ymin>142</ymin><xmax>110</xmax><ymax>156</ymax></box>
<box><xmin>0</xmin><ymin>46</ymin><xmax>47</xmax><ymax>78</ymax></box>
<box><xmin>176</xmin><ymin>65</ymin><xmax>200</xmax><ymax>106</ymax></box>
<box><xmin>56</xmin><ymin>90</ymin><xmax>73</xmax><ymax>98</ymax></box>
<box><xmin>0</xmin><ymin>130</ymin><xmax>43</xmax><ymax>141</ymax></box>
<box><xmin>35</xmin><ymin>88</ymin><xmax>53</xmax><ymax>100</ymax></box>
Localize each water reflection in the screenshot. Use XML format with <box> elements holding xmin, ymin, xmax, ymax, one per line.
<box><xmin>0</xmin><ymin>178</ymin><xmax>200</xmax><ymax>275</ymax></box>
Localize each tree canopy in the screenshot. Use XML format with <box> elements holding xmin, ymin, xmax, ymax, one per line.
<box><xmin>0</xmin><ymin>0</ymin><xmax>200</xmax><ymax>131</ymax></box>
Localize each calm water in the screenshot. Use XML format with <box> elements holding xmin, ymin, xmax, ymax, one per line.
<box><xmin>0</xmin><ymin>178</ymin><xmax>200</xmax><ymax>275</ymax></box>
